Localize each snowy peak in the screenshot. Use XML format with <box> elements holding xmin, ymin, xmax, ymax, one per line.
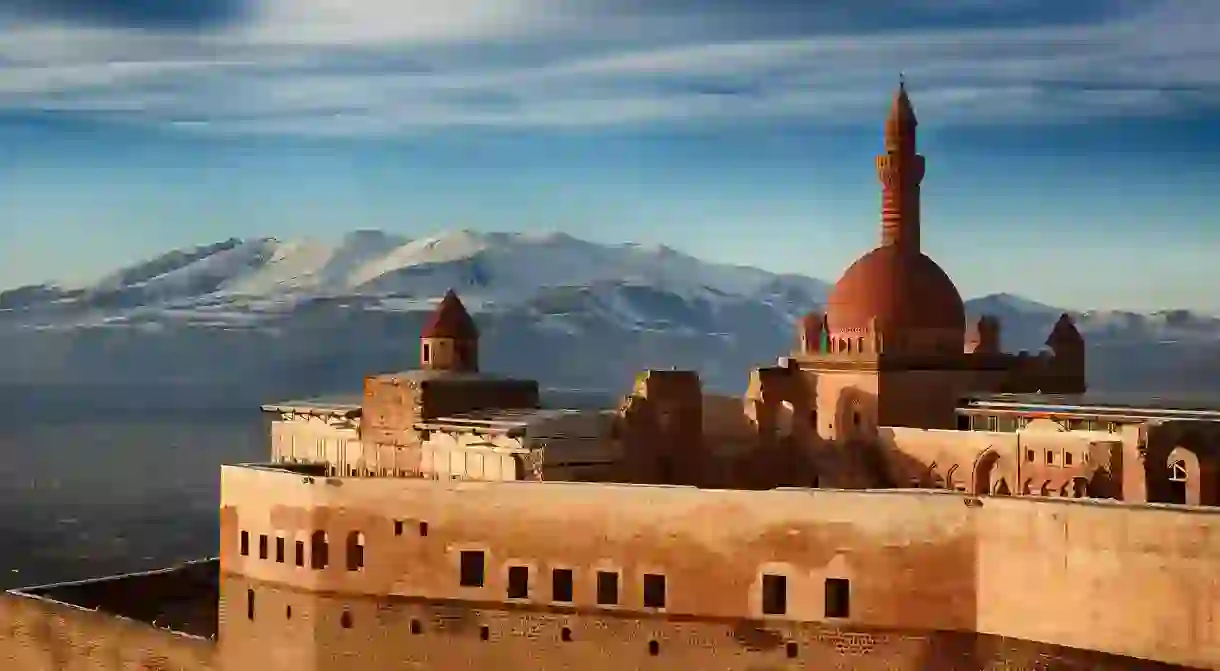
<box><xmin>0</xmin><ymin>230</ymin><xmax>831</xmax><ymax>322</ymax></box>
<box><xmin>1</xmin><ymin>229</ymin><xmax>1213</xmax><ymax>352</ymax></box>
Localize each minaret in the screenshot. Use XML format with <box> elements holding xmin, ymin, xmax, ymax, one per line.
<box><xmin>876</xmin><ymin>77</ymin><xmax>926</xmax><ymax>252</ymax></box>
<box><xmin>420</xmin><ymin>289</ymin><xmax>479</xmax><ymax>373</ymax></box>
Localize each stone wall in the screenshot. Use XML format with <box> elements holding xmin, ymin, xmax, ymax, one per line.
<box><xmin>220</xmin><ymin>465</ymin><xmax>1220</xmax><ymax>668</ymax></box>
<box><xmin>220</xmin><ymin>574</ymin><xmax>1200</xmax><ymax>671</ymax></box>
<box><xmin>0</xmin><ymin>591</ymin><xmax>215</xmax><ymax>671</ymax></box>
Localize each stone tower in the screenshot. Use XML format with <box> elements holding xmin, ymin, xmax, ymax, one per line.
<box><xmin>420</xmin><ymin>289</ymin><xmax>479</xmax><ymax>373</ymax></box>
<box><xmin>795</xmin><ymin>81</ymin><xmax>971</xmax><ymax>440</ymax></box>
<box><xmin>877</xmin><ymin>78</ymin><xmax>925</xmax><ymax>252</ymax></box>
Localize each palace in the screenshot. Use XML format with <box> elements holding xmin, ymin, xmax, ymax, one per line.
<box><xmin>3</xmin><ymin>84</ymin><xmax>1219</xmax><ymax>671</ymax></box>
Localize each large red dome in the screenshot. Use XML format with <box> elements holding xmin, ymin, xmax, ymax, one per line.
<box><xmin>826</xmin><ymin>245</ymin><xmax>965</xmax><ymax>333</ymax></box>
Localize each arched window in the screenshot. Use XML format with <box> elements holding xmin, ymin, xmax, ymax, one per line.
<box><xmin>311</xmin><ymin>531</ymin><xmax>329</xmax><ymax>569</ymax></box>
<box><xmin>346</xmin><ymin>531</ymin><xmax>365</xmax><ymax>571</ymax></box>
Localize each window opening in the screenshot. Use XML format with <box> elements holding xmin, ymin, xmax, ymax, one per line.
<box><xmin>643</xmin><ymin>573</ymin><xmax>666</xmax><ymax>609</ymax></box>
<box><xmin>460</xmin><ymin>550</ymin><xmax>485</xmax><ymax>587</ymax></box>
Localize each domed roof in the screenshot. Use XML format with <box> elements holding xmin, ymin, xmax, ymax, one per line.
<box><xmin>421</xmin><ymin>289</ymin><xmax>478</xmax><ymax>339</ymax></box>
<box><xmin>826</xmin><ymin>245</ymin><xmax>965</xmax><ymax>333</ymax></box>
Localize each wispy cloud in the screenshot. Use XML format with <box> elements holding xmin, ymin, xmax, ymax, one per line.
<box><xmin>0</xmin><ymin>0</ymin><xmax>1217</xmax><ymax>136</ymax></box>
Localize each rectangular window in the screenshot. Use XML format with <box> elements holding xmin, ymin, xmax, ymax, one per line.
<box><xmin>552</xmin><ymin>568</ymin><xmax>574</xmax><ymax>603</ymax></box>
<box><xmin>643</xmin><ymin>573</ymin><xmax>666</xmax><ymax>609</ymax></box>
<box><xmin>507</xmin><ymin>566</ymin><xmax>529</xmax><ymax>599</ymax></box>
<box><xmin>1026</xmin><ymin>449</ymin><xmax>1035</xmax><ymax>462</ymax></box>
<box><xmin>987</xmin><ymin>415</ymin><xmax>999</xmax><ymax>431</ymax></box>
<box><xmin>247</xmin><ymin>589</ymin><xmax>255</xmax><ymax>620</ymax></box>
<box><xmin>825</xmin><ymin>578</ymin><xmax>850</xmax><ymax>618</ymax></box>
<box><xmin>258</xmin><ymin>534</ymin><xmax>268</xmax><ymax>560</ymax></box>
<box><xmin>394</xmin><ymin>520</ymin><xmax>404</xmax><ymax>536</ymax></box>
<box><xmin>295</xmin><ymin>540</ymin><xmax>305</xmax><ymax>567</ymax></box>
<box><xmin>762</xmin><ymin>574</ymin><xmax>787</xmax><ymax>615</ymax></box>
<box><xmin>240</xmin><ymin>531</ymin><xmax>249</xmax><ymax>556</ymax></box>
<box><xmin>1065</xmin><ymin>452</ymin><xmax>1074</xmax><ymax>466</ymax></box>
<box><xmin>596</xmin><ymin>571</ymin><xmax>619</xmax><ymax>606</ymax></box>
<box><xmin>1045</xmin><ymin>450</ymin><xmax>1055</xmax><ymax>465</ymax></box>
<box><xmin>955</xmin><ymin>414</ymin><xmax>970</xmax><ymax>431</ymax></box>
<box><xmin>460</xmin><ymin>550</ymin><xmax>485</xmax><ymax>588</ymax></box>
<box><xmin>275</xmin><ymin>537</ymin><xmax>285</xmax><ymax>563</ymax></box>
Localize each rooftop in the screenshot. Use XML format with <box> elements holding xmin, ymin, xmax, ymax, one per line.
<box><xmin>12</xmin><ymin>557</ymin><xmax>218</xmax><ymax>639</ymax></box>
<box><xmin>231</xmin><ymin>462</ymin><xmax>1220</xmax><ymax>516</ymax></box>
<box><xmin>262</xmin><ymin>386</ymin><xmax>620</xmax><ymax>417</ymax></box>
<box><xmin>415</xmin><ymin>407</ymin><xmax>615</xmax><ymax>436</ymax></box>
<box><xmin>959</xmin><ymin>392</ymin><xmax>1220</xmax><ymax>421</ymax></box>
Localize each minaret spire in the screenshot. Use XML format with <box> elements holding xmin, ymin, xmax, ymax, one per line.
<box><xmin>877</xmin><ymin>77</ymin><xmax>925</xmax><ymax>252</ymax></box>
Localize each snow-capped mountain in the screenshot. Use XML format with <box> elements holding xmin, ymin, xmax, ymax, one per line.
<box><xmin>0</xmin><ymin>229</ymin><xmax>829</xmax><ymax>328</ymax></box>
<box><xmin>0</xmin><ymin>229</ymin><xmax>1216</xmax><ymax>406</ymax></box>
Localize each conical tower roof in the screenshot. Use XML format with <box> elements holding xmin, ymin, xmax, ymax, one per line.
<box><xmin>421</xmin><ymin>289</ymin><xmax>478</xmax><ymax>339</ymax></box>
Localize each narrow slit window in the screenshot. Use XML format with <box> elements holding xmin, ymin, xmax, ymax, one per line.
<box><xmin>275</xmin><ymin>537</ymin><xmax>285</xmax><ymax>563</ymax></box>
<box><xmin>294</xmin><ymin>540</ymin><xmax>305</xmax><ymax>567</ymax></box>
<box><xmin>258</xmin><ymin>534</ymin><xmax>268</xmax><ymax>560</ymax></box>
<box><xmin>240</xmin><ymin>531</ymin><xmax>249</xmax><ymax>556</ymax></box>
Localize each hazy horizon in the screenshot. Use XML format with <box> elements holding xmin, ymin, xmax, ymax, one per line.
<box><xmin>1</xmin><ymin>1</ymin><xmax>1218</xmax><ymax>312</ymax></box>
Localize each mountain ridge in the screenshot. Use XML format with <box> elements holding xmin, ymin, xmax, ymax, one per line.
<box><xmin>1</xmin><ymin>229</ymin><xmax>1218</xmax><ymax>403</ymax></box>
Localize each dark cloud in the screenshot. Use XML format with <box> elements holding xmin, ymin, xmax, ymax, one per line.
<box><xmin>4</xmin><ymin>0</ymin><xmax>250</xmax><ymax>31</ymax></box>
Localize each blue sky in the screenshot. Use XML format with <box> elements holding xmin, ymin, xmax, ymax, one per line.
<box><xmin>1</xmin><ymin>0</ymin><xmax>1218</xmax><ymax>311</ymax></box>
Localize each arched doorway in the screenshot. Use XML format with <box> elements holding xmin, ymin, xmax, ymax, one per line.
<box><xmin>971</xmin><ymin>450</ymin><xmax>1001</xmax><ymax>496</ymax></box>
<box><xmin>1168</xmin><ymin>458</ymin><xmax>1188</xmax><ymax>505</ymax></box>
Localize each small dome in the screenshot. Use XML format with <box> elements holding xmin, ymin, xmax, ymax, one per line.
<box><xmin>826</xmin><ymin>245</ymin><xmax>965</xmax><ymax>333</ymax></box>
<box><xmin>421</xmin><ymin>289</ymin><xmax>478</xmax><ymax>339</ymax></box>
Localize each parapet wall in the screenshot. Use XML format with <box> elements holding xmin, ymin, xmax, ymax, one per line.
<box><xmin>221</xmin><ymin>465</ymin><xmax>1220</xmax><ymax>668</ymax></box>
<box><xmin>0</xmin><ymin>589</ymin><xmax>215</xmax><ymax>671</ymax></box>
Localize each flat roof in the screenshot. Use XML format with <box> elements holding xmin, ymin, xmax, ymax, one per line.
<box><xmin>416</xmin><ymin>408</ymin><xmax>615</xmax><ymax>436</ymax></box>
<box><xmin>262</xmin><ymin>387</ymin><xmax>621</xmax><ymax>417</ymax></box>
<box><xmin>261</xmin><ymin>394</ymin><xmax>361</xmax><ymax>417</ymax></box>
<box><xmin>959</xmin><ymin>392</ymin><xmax>1220</xmax><ymax>421</ymax></box>
<box><xmin>12</xmin><ymin>557</ymin><xmax>218</xmax><ymax>639</ymax></box>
